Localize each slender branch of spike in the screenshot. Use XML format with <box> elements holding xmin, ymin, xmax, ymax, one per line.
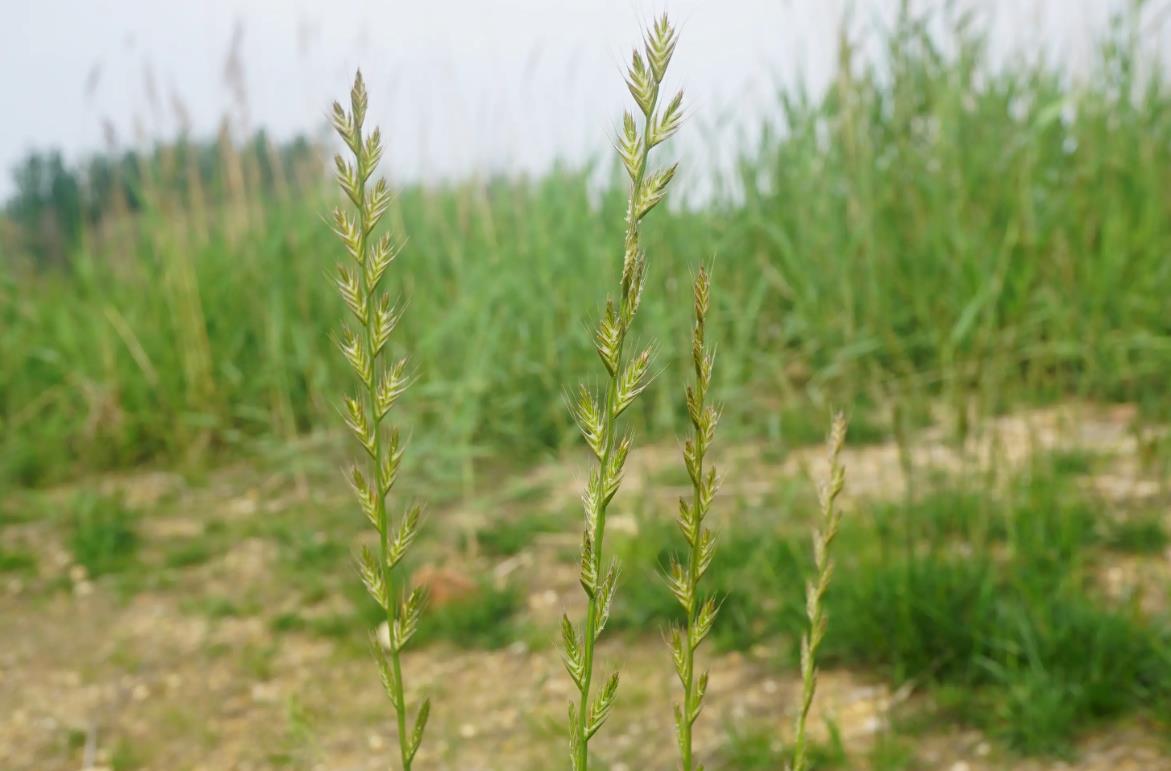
<box><xmin>790</xmin><ymin>413</ymin><xmax>848</xmax><ymax>771</ymax></box>
<box><xmin>563</xmin><ymin>15</ymin><xmax>684</xmax><ymax>771</ymax></box>
<box><xmin>670</xmin><ymin>267</ymin><xmax>720</xmax><ymax>771</ymax></box>
<box><xmin>332</xmin><ymin>71</ymin><xmax>429</xmax><ymax>771</ymax></box>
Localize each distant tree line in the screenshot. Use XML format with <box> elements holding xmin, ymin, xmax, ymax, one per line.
<box><xmin>1</xmin><ymin>130</ymin><xmax>321</xmax><ymax>269</ymax></box>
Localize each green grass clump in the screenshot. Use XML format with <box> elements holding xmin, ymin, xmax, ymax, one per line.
<box><xmin>721</xmin><ymin>725</ymin><xmax>847</xmax><ymax>770</ymax></box>
<box><xmin>414</xmin><ymin>582</ymin><xmax>524</xmax><ymax>650</ymax></box>
<box><xmin>827</xmin><ymin>552</ymin><xmax>1170</xmax><ymax>755</ymax></box>
<box><xmin>162</xmin><ymin>538</ymin><xmax>218</xmax><ymax>569</ymax></box>
<box><xmin>0</xmin><ymin>546</ymin><xmax>37</xmax><ymax>574</ymax></box>
<box><xmin>1103</xmin><ymin>510</ymin><xmax>1169</xmax><ymax>555</ymax></box>
<box><xmin>69</xmin><ymin>493</ymin><xmax>139</xmax><ymax>576</ymax></box>
<box><xmin>613</xmin><ymin>454</ymin><xmax>1170</xmax><ymax>756</ymax></box>
<box><xmin>473</xmin><ymin>511</ymin><xmax>564</xmax><ymax>557</ymax></box>
<box><xmin>822</xmin><ymin>464</ymin><xmax>1171</xmax><ymax>754</ymax></box>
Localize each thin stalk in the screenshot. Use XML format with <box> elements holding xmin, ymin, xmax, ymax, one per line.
<box><xmin>670</xmin><ymin>267</ymin><xmax>720</xmax><ymax>771</ymax></box>
<box><xmin>791</xmin><ymin>413</ymin><xmax>848</xmax><ymax>771</ymax></box>
<box><xmin>357</xmin><ymin>160</ymin><xmax>411</xmax><ymax>771</ymax></box>
<box><xmin>562</xmin><ymin>15</ymin><xmax>685</xmax><ymax>771</ymax></box>
<box><xmin>573</xmin><ymin>89</ymin><xmax>654</xmax><ymax>769</ymax></box>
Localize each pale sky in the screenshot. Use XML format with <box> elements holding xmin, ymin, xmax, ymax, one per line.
<box><xmin>0</xmin><ymin>0</ymin><xmax>1163</xmax><ymax>199</ymax></box>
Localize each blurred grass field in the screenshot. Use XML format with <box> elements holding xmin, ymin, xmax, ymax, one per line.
<box><xmin>3</xmin><ymin>11</ymin><xmax>1170</xmax><ymax>490</ymax></box>
<box><xmin>3</xmin><ymin>7</ymin><xmax>1171</xmax><ymax>770</ymax></box>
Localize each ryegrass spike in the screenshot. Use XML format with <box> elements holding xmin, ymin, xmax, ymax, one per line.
<box><xmin>791</xmin><ymin>412</ymin><xmax>848</xmax><ymax>771</ymax></box>
<box><xmin>331</xmin><ymin>70</ymin><xmax>428</xmax><ymax>771</ymax></box>
<box><xmin>671</xmin><ymin>267</ymin><xmax>721</xmax><ymax>771</ymax></box>
<box><xmin>563</xmin><ymin>14</ymin><xmax>683</xmax><ymax>770</ymax></box>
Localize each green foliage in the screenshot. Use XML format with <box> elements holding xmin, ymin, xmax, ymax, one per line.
<box><xmin>474</xmin><ymin>511</ymin><xmax>563</xmax><ymax>557</ymax></box>
<box><xmin>825</xmin><ymin>473</ymin><xmax>1171</xmax><ymax>754</ymax></box>
<box><xmin>69</xmin><ymin>493</ymin><xmax>139</xmax><ymax>576</ymax></box>
<box><xmin>4</xmin><ymin>9</ymin><xmax>1170</xmax><ymax>493</ymax></box>
<box><xmin>2</xmin><ymin>132</ymin><xmax>318</xmax><ymax>268</ymax></box>
<box><xmin>0</xmin><ymin>546</ymin><xmax>36</xmax><ymax>574</ymax></box>
<box><xmin>414</xmin><ymin>582</ymin><xmax>524</xmax><ymax>650</ymax></box>
<box><xmin>615</xmin><ymin>456</ymin><xmax>1171</xmax><ymax>755</ymax></box>
<box><xmin>721</xmin><ymin>725</ymin><xmax>847</xmax><ymax>770</ymax></box>
<box><xmin>1103</xmin><ymin>510</ymin><xmax>1169</xmax><ymax>555</ymax></box>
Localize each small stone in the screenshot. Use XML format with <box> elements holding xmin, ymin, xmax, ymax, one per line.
<box><xmin>368</xmin><ymin>733</ymin><xmax>384</xmax><ymax>751</ymax></box>
<box><xmin>69</xmin><ymin>564</ymin><xmax>88</xmax><ymax>583</ymax></box>
<box><xmin>250</xmin><ymin>682</ymin><xmax>279</xmax><ymax>703</ymax></box>
<box><xmin>975</xmin><ymin>742</ymin><xmax>991</xmax><ymax>757</ymax></box>
<box><xmin>949</xmin><ymin>763</ymin><xmax>970</xmax><ymax>771</ymax></box>
<box><xmin>459</xmin><ymin>723</ymin><xmax>477</xmax><ymax>739</ymax></box>
<box><xmin>131</xmin><ymin>683</ymin><xmax>150</xmax><ymax>701</ymax></box>
<box><xmin>228</xmin><ymin>495</ymin><xmax>259</xmax><ymax>516</ymax></box>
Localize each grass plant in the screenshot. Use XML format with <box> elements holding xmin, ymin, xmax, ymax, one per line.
<box><xmin>560</xmin><ymin>15</ymin><xmax>684</xmax><ymax>769</ymax></box>
<box><xmin>330</xmin><ymin>72</ymin><xmax>428</xmax><ymax>770</ymax></box>
<box><xmin>667</xmin><ymin>267</ymin><xmax>721</xmax><ymax>771</ymax></box>
<box><xmin>792</xmin><ymin>414</ymin><xmax>847</xmax><ymax>771</ymax></box>
<box><xmin>69</xmin><ymin>493</ymin><xmax>139</xmax><ymax>577</ymax></box>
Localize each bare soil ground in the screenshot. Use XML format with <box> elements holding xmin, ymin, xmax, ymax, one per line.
<box><xmin>2</xmin><ymin>403</ymin><xmax>1169</xmax><ymax>770</ymax></box>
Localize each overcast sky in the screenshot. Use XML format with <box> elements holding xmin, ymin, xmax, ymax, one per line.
<box><xmin>1</xmin><ymin>0</ymin><xmax>1164</xmax><ymax>199</ymax></box>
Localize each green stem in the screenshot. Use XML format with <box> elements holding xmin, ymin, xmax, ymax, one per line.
<box><xmin>680</xmin><ymin>430</ymin><xmax>705</xmax><ymax>770</ymax></box>
<box><xmin>573</xmin><ymin>364</ymin><xmax>621</xmax><ymax>769</ymax></box>
<box><xmin>355</xmin><ymin>135</ymin><xmax>411</xmax><ymax>771</ymax></box>
<box><xmin>573</xmin><ymin>96</ymin><xmax>656</xmax><ymax>771</ymax></box>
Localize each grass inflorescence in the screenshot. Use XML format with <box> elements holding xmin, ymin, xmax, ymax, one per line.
<box><xmin>792</xmin><ymin>413</ymin><xmax>847</xmax><ymax>771</ymax></box>
<box><xmin>330</xmin><ymin>72</ymin><xmax>429</xmax><ymax>770</ymax></box>
<box><xmin>667</xmin><ymin>266</ymin><xmax>721</xmax><ymax>771</ymax></box>
<box><xmin>560</xmin><ymin>15</ymin><xmax>684</xmax><ymax>769</ymax></box>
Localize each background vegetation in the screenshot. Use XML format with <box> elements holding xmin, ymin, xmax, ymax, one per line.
<box><xmin>2</xmin><ymin>11</ymin><xmax>1168</xmax><ymax>492</ymax></box>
